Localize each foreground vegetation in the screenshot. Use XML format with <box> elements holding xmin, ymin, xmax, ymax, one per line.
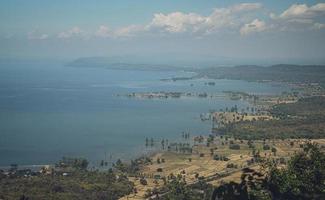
<box><xmin>0</xmin><ymin>158</ymin><xmax>134</xmax><ymax>200</ymax></box>
<box><xmin>130</xmin><ymin>142</ymin><xmax>325</xmax><ymax>200</ymax></box>
<box><xmin>2</xmin><ymin>140</ymin><xmax>323</xmax><ymax>200</ymax></box>
<box><xmin>211</xmin><ymin>143</ymin><xmax>325</xmax><ymax>200</ymax></box>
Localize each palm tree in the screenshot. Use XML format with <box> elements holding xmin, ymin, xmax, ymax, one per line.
<box><xmin>145</xmin><ymin>137</ymin><xmax>149</xmax><ymax>147</ymax></box>
<box><xmin>150</xmin><ymin>138</ymin><xmax>154</xmax><ymax>147</ymax></box>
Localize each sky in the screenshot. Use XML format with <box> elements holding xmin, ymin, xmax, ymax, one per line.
<box><xmin>1</xmin><ymin>0</ymin><xmax>325</xmax><ymax>65</ymax></box>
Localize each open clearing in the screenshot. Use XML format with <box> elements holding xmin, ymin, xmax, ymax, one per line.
<box><xmin>120</xmin><ymin>137</ymin><xmax>325</xmax><ymax>199</ymax></box>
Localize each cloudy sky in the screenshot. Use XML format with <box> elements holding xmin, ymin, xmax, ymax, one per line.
<box><xmin>1</xmin><ymin>0</ymin><xmax>325</xmax><ymax>64</ymax></box>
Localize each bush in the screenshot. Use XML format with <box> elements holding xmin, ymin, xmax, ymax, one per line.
<box><xmin>226</xmin><ymin>163</ymin><xmax>237</xmax><ymax>168</ymax></box>
<box><xmin>140</xmin><ymin>178</ymin><xmax>148</xmax><ymax>185</ymax></box>
<box><xmin>229</xmin><ymin>144</ymin><xmax>240</xmax><ymax>150</ymax></box>
<box><xmin>263</xmin><ymin>144</ymin><xmax>270</xmax><ymax>150</ymax></box>
<box><xmin>214</xmin><ymin>155</ymin><xmax>229</xmax><ymax>161</ymax></box>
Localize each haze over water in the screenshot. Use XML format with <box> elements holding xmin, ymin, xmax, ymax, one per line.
<box><xmin>0</xmin><ymin>62</ymin><xmax>290</xmax><ymax>166</ymax></box>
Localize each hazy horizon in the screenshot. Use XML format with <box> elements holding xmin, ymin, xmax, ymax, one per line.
<box><xmin>1</xmin><ymin>2</ymin><xmax>325</xmax><ymax>199</ymax></box>
<box><xmin>1</xmin><ymin>0</ymin><xmax>325</xmax><ymax>65</ymax></box>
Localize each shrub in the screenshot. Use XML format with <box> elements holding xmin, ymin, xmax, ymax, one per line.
<box><xmin>229</xmin><ymin>144</ymin><xmax>240</xmax><ymax>150</ymax></box>
<box><xmin>263</xmin><ymin>145</ymin><xmax>270</xmax><ymax>150</ymax></box>
<box><xmin>140</xmin><ymin>178</ymin><xmax>148</xmax><ymax>185</ymax></box>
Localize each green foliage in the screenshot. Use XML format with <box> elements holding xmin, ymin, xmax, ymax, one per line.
<box><xmin>271</xmin><ymin>96</ymin><xmax>325</xmax><ymax>118</ymax></box>
<box><xmin>212</xmin><ymin>181</ymin><xmax>250</xmax><ymax>200</ymax></box>
<box><xmin>218</xmin><ymin>97</ymin><xmax>325</xmax><ymax>140</ymax></box>
<box><xmin>140</xmin><ymin>177</ymin><xmax>148</xmax><ymax>185</ymax></box>
<box><xmin>266</xmin><ymin>143</ymin><xmax>325</xmax><ymax>199</ymax></box>
<box><xmin>226</xmin><ymin>163</ymin><xmax>238</xmax><ymax>169</ymax></box>
<box><xmin>197</xmin><ymin>65</ymin><xmax>325</xmax><ymax>87</ymax></box>
<box><xmin>229</xmin><ymin>144</ymin><xmax>240</xmax><ymax>150</ymax></box>
<box><xmin>263</xmin><ymin>145</ymin><xmax>270</xmax><ymax>150</ymax></box>
<box><xmin>0</xmin><ymin>170</ymin><xmax>134</xmax><ymax>200</ymax></box>
<box><xmin>56</xmin><ymin>157</ymin><xmax>88</xmax><ymax>170</ymax></box>
<box><xmin>162</xmin><ymin>176</ymin><xmax>214</xmax><ymax>200</ymax></box>
<box><xmin>212</xmin><ymin>143</ymin><xmax>325</xmax><ymax>200</ymax></box>
<box><xmin>165</xmin><ymin>176</ymin><xmax>191</xmax><ymax>200</ymax></box>
<box><xmin>213</xmin><ymin>155</ymin><xmax>229</xmax><ymax>161</ymax></box>
<box><xmin>113</xmin><ymin>157</ymin><xmax>150</xmax><ymax>174</ymax></box>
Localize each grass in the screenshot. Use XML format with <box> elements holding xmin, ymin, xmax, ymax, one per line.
<box><xmin>121</xmin><ymin>136</ymin><xmax>325</xmax><ymax>199</ymax></box>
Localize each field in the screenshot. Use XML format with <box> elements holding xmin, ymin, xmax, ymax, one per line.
<box><xmin>120</xmin><ymin>136</ymin><xmax>325</xmax><ymax>199</ymax></box>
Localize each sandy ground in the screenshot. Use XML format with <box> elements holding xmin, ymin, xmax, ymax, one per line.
<box><xmin>120</xmin><ymin>138</ymin><xmax>325</xmax><ymax>200</ymax></box>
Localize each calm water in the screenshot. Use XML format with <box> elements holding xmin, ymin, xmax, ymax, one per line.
<box><xmin>0</xmin><ymin>62</ymin><xmax>290</xmax><ymax>166</ymax></box>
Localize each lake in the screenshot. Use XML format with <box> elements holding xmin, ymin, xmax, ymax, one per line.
<box><xmin>0</xmin><ymin>62</ymin><xmax>290</xmax><ymax>167</ymax></box>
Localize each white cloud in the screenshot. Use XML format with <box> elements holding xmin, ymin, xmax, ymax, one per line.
<box><xmin>95</xmin><ymin>25</ymin><xmax>112</xmax><ymax>38</ymax></box>
<box><xmin>27</xmin><ymin>31</ymin><xmax>49</xmax><ymax>40</ymax></box>
<box><xmin>271</xmin><ymin>3</ymin><xmax>325</xmax><ymax>20</ymax></box>
<box><xmin>147</xmin><ymin>3</ymin><xmax>263</xmax><ymax>34</ymax></box>
<box><xmin>149</xmin><ymin>12</ymin><xmax>206</xmax><ymax>33</ymax></box>
<box><xmin>269</xmin><ymin>3</ymin><xmax>325</xmax><ymax>32</ymax></box>
<box><xmin>114</xmin><ymin>25</ymin><xmax>143</xmax><ymax>37</ymax></box>
<box><xmin>39</xmin><ymin>34</ymin><xmax>49</xmax><ymax>40</ymax></box>
<box><xmin>57</xmin><ymin>27</ymin><xmax>84</xmax><ymax>39</ymax></box>
<box><xmin>279</xmin><ymin>4</ymin><xmax>309</xmax><ymax>19</ymax></box>
<box><xmin>231</xmin><ymin>3</ymin><xmax>262</xmax><ymax>13</ymax></box>
<box><xmin>240</xmin><ymin>19</ymin><xmax>267</xmax><ymax>35</ymax></box>
<box><xmin>48</xmin><ymin>2</ymin><xmax>325</xmax><ymax>40</ymax></box>
<box><xmin>313</xmin><ymin>22</ymin><xmax>325</xmax><ymax>30</ymax></box>
<box><xmin>95</xmin><ymin>25</ymin><xmax>143</xmax><ymax>38</ymax></box>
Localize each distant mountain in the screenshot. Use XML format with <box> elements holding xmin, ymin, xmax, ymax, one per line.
<box><xmin>68</xmin><ymin>57</ymin><xmax>325</xmax><ymax>86</ymax></box>
<box><xmin>196</xmin><ymin>64</ymin><xmax>325</xmax><ymax>86</ymax></box>
<box><xmin>67</xmin><ymin>57</ymin><xmax>187</xmax><ymax>71</ymax></box>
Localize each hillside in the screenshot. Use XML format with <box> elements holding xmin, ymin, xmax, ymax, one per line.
<box><xmin>196</xmin><ymin>64</ymin><xmax>325</xmax><ymax>86</ymax></box>
<box><xmin>68</xmin><ymin>57</ymin><xmax>185</xmax><ymax>71</ymax></box>
<box><xmin>216</xmin><ymin>96</ymin><xmax>325</xmax><ymax>140</ymax></box>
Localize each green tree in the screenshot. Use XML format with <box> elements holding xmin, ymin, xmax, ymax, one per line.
<box><xmin>266</xmin><ymin>143</ymin><xmax>325</xmax><ymax>199</ymax></box>
<box><xmin>271</xmin><ymin>147</ymin><xmax>277</xmax><ymax>156</ymax></box>
<box><xmin>212</xmin><ymin>143</ymin><xmax>325</xmax><ymax>200</ymax></box>
<box><xmin>166</xmin><ymin>176</ymin><xmax>191</xmax><ymax>200</ymax></box>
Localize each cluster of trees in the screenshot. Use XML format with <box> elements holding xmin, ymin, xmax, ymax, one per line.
<box><xmin>182</xmin><ymin>132</ymin><xmax>190</xmax><ymax>140</ymax></box>
<box><xmin>147</xmin><ymin>134</ymin><xmax>191</xmax><ymax>151</ymax></box>
<box><xmin>113</xmin><ymin>156</ymin><xmax>152</xmax><ymax>175</ymax></box>
<box><xmin>55</xmin><ymin>157</ymin><xmax>88</xmax><ymax>170</ymax></box>
<box><xmin>214</xmin><ymin>155</ymin><xmax>230</xmax><ymax>161</ymax></box>
<box><xmin>145</xmin><ymin>137</ymin><xmax>155</xmax><ymax>147</ymax></box>
<box><xmin>194</xmin><ymin>135</ymin><xmax>204</xmax><ymax>144</ymax></box>
<box><xmin>141</xmin><ymin>143</ymin><xmax>324</xmax><ymax>199</ymax></box>
<box><xmin>3</xmin><ymin>142</ymin><xmax>323</xmax><ymax>200</ymax></box>
<box><xmin>145</xmin><ymin>174</ymin><xmax>214</xmax><ymax>200</ymax></box>
<box><xmin>217</xmin><ymin>97</ymin><xmax>325</xmax><ymax>140</ymax></box>
<box><xmin>160</xmin><ymin>139</ymin><xmax>169</xmax><ymax>150</ymax></box>
<box><xmin>168</xmin><ymin>143</ymin><xmax>192</xmax><ymax>154</ymax></box>
<box><xmin>196</xmin><ymin>64</ymin><xmax>325</xmax><ymax>87</ymax></box>
<box><xmin>149</xmin><ymin>143</ymin><xmax>324</xmax><ymax>199</ymax></box>
<box><xmin>226</xmin><ymin>163</ymin><xmax>238</xmax><ymax>169</ymax></box>
<box><xmin>225</xmin><ymin>105</ymin><xmax>238</xmax><ymax>113</ymax></box>
<box><xmin>229</xmin><ymin>144</ymin><xmax>241</xmax><ymax>150</ymax></box>
<box><xmin>271</xmin><ymin>96</ymin><xmax>325</xmax><ymax>119</ymax></box>
<box><xmin>212</xmin><ymin>143</ymin><xmax>325</xmax><ymax>199</ymax></box>
<box><xmin>0</xmin><ymin>159</ymin><xmax>134</xmax><ymax>200</ymax></box>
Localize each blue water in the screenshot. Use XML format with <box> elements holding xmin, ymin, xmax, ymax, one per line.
<box><xmin>0</xmin><ymin>62</ymin><xmax>290</xmax><ymax>166</ymax></box>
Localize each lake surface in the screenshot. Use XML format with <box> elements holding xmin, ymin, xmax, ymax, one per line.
<box><xmin>0</xmin><ymin>62</ymin><xmax>290</xmax><ymax>167</ymax></box>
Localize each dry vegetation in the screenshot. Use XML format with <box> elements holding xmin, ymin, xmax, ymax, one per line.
<box><xmin>120</xmin><ymin>136</ymin><xmax>325</xmax><ymax>200</ymax></box>
<box><xmin>212</xmin><ymin>111</ymin><xmax>274</xmax><ymax>125</ymax></box>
